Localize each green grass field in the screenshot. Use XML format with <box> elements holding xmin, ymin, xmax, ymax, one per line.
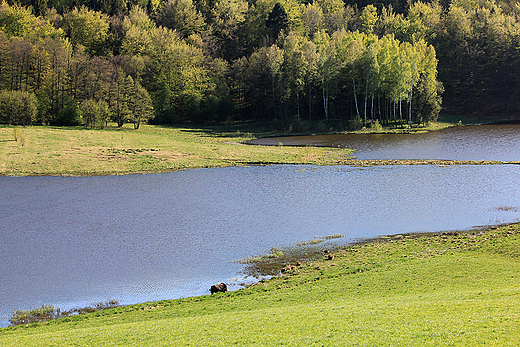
<box><xmin>0</xmin><ymin>124</ymin><xmax>357</xmax><ymax>176</ymax></box>
<box><xmin>1</xmin><ymin>223</ymin><xmax>519</xmax><ymax>346</ymax></box>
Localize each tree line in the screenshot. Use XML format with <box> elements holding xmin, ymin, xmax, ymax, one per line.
<box><xmin>0</xmin><ymin>0</ymin><xmax>519</xmax><ymax>129</ymax></box>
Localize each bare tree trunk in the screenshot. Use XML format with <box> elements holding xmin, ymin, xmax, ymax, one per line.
<box><xmin>297</xmin><ymin>84</ymin><xmax>300</xmax><ymax>121</ymax></box>
<box><xmin>308</xmin><ymin>79</ymin><xmax>312</xmax><ymax>122</ymax></box>
<box><xmin>351</xmin><ymin>52</ymin><xmax>360</xmax><ymax>118</ymax></box>
<box><xmin>364</xmin><ymin>73</ymin><xmax>369</xmax><ymax>126</ymax></box>
<box><xmin>371</xmin><ymin>96</ymin><xmax>374</xmax><ymax>122</ymax></box>
<box><xmin>322</xmin><ymin>82</ymin><xmax>329</xmax><ymax>126</ymax></box>
<box><xmin>408</xmin><ymin>57</ymin><xmax>417</xmax><ymax>127</ymax></box>
<box><xmin>399</xmin><ymin>95</ymin><xmax>403</xmax><ymax>126</ymax></box>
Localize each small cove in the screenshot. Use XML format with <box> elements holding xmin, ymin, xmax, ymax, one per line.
<box><xmin>247</xmin><ymin>123</ymin><xmax>520</xmax><ymax>161</ymax></box>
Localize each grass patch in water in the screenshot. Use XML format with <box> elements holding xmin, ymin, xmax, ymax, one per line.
<box><xmin>237</xmin><ymin>236</ymin><xmax>345</xmax><ymax>277</ymax></box>
<box><xmin>297</xmin><ymin>234</ymin><xmax>344</xmax><ymax>246</ymax></box>
<box><xmin>296</xmin><ymin>239</ymin><xmax>325</xmax><ymax>246</ymax></box>
<box><xmin>493</xmin><ymin>205</ymin><xmax>519</xmax><ymax>212</ymax></box>
<box><xmin>322</xmin><ymin>233</ymin><xmax>344</xmax><ymax>239</ymax></box>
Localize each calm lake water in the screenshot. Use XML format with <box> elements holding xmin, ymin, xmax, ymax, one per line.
<box><xmin>247</xmin><ymin>123</ymin><xmax>520</xmax><ymax>161</ymax></box>
<box><xmin>1</xmin><ymin>164</ymin><xmax>520</xmax><ymax>326</ymax></box>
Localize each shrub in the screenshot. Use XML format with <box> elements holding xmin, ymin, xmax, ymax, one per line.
<box><xmin>9</xmin><ymin>305</ymin><xmax>59</xmax><ymax>325</ymax></box>
<box><xmin>9</xmin><ymin>300</ymin><xmax>120</xmax><ymax>326</ymax></box>
<box><xmin>79</xmin><ymin>99</ymin><xmax>110</xmax><ymax>129</ymax></box>
<box><xmin>0</xmin><ymin>90</ymin><xmax>38</xmax><ymax>125</ymax></box>
<box><xmin>369</xmin><ymin>119</ymin><xmax>383</xmax><ymax>132</ymax></box>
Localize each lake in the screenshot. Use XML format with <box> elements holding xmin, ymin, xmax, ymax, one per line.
<box><xmin>1</xmin><ymin>124</ymin><xmax>519</xmax><ymax>327</ymax></box>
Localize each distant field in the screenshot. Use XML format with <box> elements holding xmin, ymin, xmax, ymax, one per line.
<box><xmin>1</xmin><ymin>222</ymin><xmax>519</xmax><ymax>345</ymax></box>
<box><xmin>0</xmin><ymin>124</ymin><xmax>355</xmax><ymax>176</ymax></box>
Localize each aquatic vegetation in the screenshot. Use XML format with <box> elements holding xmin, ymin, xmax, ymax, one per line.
<box><xmin>9</xmin><ymin>300</ymin><xmax>120</xmax><ymax>326</ymax></box>
<box><xmin>9</xmin><ymin>305</ymin><xmax>58</xmax><ymax>326</ymax></box>
<box><xmin>323</xmin><ymin>233</ymin><xmax>344</xmax><ymax>239</ymax></box>
<box><xmin>493</xmin><ymin>205</ymin><xmax>519</xmax><ymax>212</ymax></box>
<box><xmin>296</xmin><ymin>239</ymin><xmax>324</xmax><ymax>246</ymax></box>
<box><xmin>238</xmin><ymin>241</ymin><xmax>343</xmax><ymax>278</ymax></box>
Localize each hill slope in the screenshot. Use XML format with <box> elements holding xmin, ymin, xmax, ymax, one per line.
<box><xmin>1</xmin><ymin>223</ymin><xmax>519</xmax><ymax>346</ymax></box>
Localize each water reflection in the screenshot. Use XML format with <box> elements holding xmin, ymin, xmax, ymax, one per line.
<box><xmin>247</xmin><ymin>124</ymin><xmax>520</xmax><ymax>161</ymax></box>
<box><xmin>1</xmin><ymin>164</ymin><xmax>519</xmax><ymax>326</ymax></box>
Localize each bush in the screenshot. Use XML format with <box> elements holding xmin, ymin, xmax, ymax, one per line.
<box><xmin>0</xmin><ymin>90</ymin><xmax>38</xmax><ymax>125</ymax></box>
<box><xmin>79</xmin><ymin>99</ymin><xmax>110</xmax><ymax>129</ymax></box>
<box><xmin>9</xmin><ymin>300</ymin><xmax>120</xmax><ymax>326</ymax></box>
<box><xmin>9</xmin><ymin>305</ymin><xmax>59</xmax><ymax>325</ymax></box>
<box><xmin>289</xmin><ymin>119</ymin><xmax>311</xmax><ymax>133</ymax></box>
<box><xmin>54</xmin><ymin>102</ymin><xmax>81</xmax><ymax>126</ymax></box>
<box><xmin>369</xmin><ymin>119</ymin><xmax>383</xmax><ymax>132</ymax></box>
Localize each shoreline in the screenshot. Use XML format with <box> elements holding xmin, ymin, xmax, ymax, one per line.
<box><xmin>3</xmin><ymin>221</ymin><xmax>519</xmax><ymax>329</ymax></box>
<box><xmin>1</xmin><ymin>159</ymin><xmax>518</xmax><ymax>178</ymax></box>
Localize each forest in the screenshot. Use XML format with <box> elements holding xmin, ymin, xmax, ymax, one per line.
<box><xmin>0</xmin><ymin>0</ymin><xmax>519</xmax><ymax>130</ymax></box>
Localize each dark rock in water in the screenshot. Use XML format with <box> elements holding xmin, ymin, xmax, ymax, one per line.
<box><xmin>210</xmin><ymin>283</ymin><xmax>228</xmax><ymax>294</ymax></box>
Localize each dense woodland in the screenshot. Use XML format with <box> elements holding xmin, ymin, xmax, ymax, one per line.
<box><xmin>0</xmin><ymin>0</ymin><xmax>519</xmax><ymax>130</ymax></box>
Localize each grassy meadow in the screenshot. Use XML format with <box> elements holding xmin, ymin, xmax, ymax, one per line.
<box><xmin>1</xmin><ymin>222</ymin><xmax>519</xmax><ymax>345</ymax></box>
<box><xmin>0</xmin><ymin>124</ymin><xmax>358</xmax><ymax>176</ymax></box>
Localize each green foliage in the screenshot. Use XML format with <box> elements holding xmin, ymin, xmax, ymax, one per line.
<box><xmin>360</xmin><ymin>4</ymin><xmax>378</xmax><ymax>34</ymax></box>
<box><xmin>79</xmin><ymin>98</ymin><xmax>109</xmax><ymax>128</ymax></box>
<box><xmin>0</xmin><ymin>3</ymin><xmax>34</xmax><ymax>38</ymax></box>
<box><xmin>266</xmin><ymin>2</ymin><xmax>289</xmax><ymax>43</ymax></box>
<box><xmin>369</xmin><ymin>118</ymin><xmax>383</xmax><ymax>131</ymax></box>
<box><xmin>53</xmin><ymin>95</ymin><xmax>80</xmax><ymax>125</ymax></box>
<box><xmin>0</xmin><ymin>2</ymin><xmax>62</xmax><ymax>39</ymax></box>
<box><xmin>210</xmin><ymin>0</ymin><xmax>248</xmax><ymax>60</ymax></box>
<box><xmin>128</xmin><ymin>80</ymin><xmax>154</xmax><ymax>129</ymax></box>
<box><xmin>302</xmin><ymin>2</ymin><xmax>323</xmax><ymax>38</ymax></box>
<box><xmin>61</xmin><ymin>6</ymin><xmax>109</xmax><ymax>55</ymax></box>
<box><xmin>153</xmin><ymin>0</ymin><xmax>205</xmax><ymax>38</ymax></box>
<box><xmin>1</xmin><ymin>0</ymin><xmax>520</xmax><ymax>127</ymax></box>
<box><xmin>349</xmin><ymin>114</ymin><xmax>363</xmax><ymax>130</ymax></box>
<box><xmin>0</xmin><ymin>90</ymin><xmax>37</xmax><ymax>125</ymax></box>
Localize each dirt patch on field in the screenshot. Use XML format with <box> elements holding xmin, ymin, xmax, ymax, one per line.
<box><xmin>95</xmin><ymin>148</ymin><xmax>184</xmax><ymax>162</ymax></box>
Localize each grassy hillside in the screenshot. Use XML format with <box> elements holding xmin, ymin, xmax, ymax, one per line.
<box><xmin>1</xmin><ymin>223</ymin><xmax>519</xmax><ymax>346</ymax></box>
